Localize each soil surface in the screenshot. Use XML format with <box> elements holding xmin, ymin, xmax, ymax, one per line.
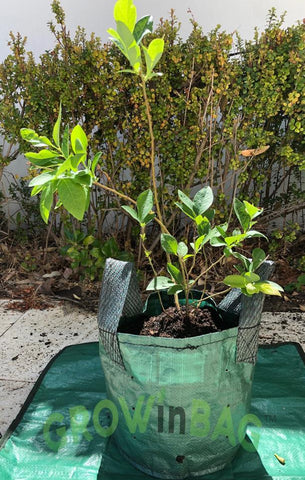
<box><xmin>139</xmin><ymin>306</ymin><xmax>221</xmax><ymax>338</ymax></box>
<box><xmin>119</xmin><ymin>306</ymin><xmax>236</xmax><ymax>338</ymax></box>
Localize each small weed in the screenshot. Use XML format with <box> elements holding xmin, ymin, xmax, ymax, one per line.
<box><xmin>61</xmin><ymin>229</ymin><xmax>133</xmax><ymax>280</ymax></box>
<box><xmin>284</xmin><ymin>274</ymin><xmax>305</xmax><ymax>293</ymax></box>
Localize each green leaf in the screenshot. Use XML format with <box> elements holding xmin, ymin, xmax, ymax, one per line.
<box><xmin>160</xmin><ymin>233</ymin><xmax>178</xmax><ymax>255</ymax></box>
<box><xmin>146</xmin><ymin>276</ymin><xmax>175</xmax><ymax>291</ymax></box>
<box><xmin>245</xmin><ymin>283</ymin><xmax>260</xmax><ymax>295</ymax></box>
<box><xmin>70</xmin><ymin>153</ymin><xmax>85</xmax><ymax>170</ymax></box>
<box><xmin>40</xmin><ymin>183</ymin><xmax>54</xmax><ymax>224</ymax></box>
<box><xmin>62</xmin><ymin>125</ymin><xmax>69</xmax><ymax>158</ymax></box>
<box><xmin>217</xmin><ymin>225</ymin><xmax>229</xmax><ymax>239</ymax></box>
<box><xmin>184</xmin><ymin>254</ymin><xmax>194</xmax><ymax>260</ymax></box>
<box><xmin>25</xmin><ymin>150</ymin><xmax>61</xmax><ymax>167</ymax></box>
<box><xmin>224</xmin><ymin>246</ymin><xmax>232</xmax><ymax>257</ymax></box>
<box><xmin>29</xmin><ymin>172</ymin><xmax>55</xmax><ymax>187</ymax></box>
<box><xmin>71</xmin><ymin>125</ymin><xmax>88</xmax><ymax>154</ymax></box>
<box><xmin>245</xmin><ymin>230</ymin><xmax>268</xmax><ymax>241</ymax></box>
<box><xmin>91</xmin><ymin>152</ymin><xmax>102</xmax><ymax>173</ymax></box>
<box><xmin>83</xmin><ymin>235</ymin><xmax>95</xmax><ymax>246</ymax></box>
<box><xmin>196</xmin><ymin>217</ymin><xmax>212</xmax><ymax>237</ymax></box>
<box><xmin>146</xmin><ymin>38</ymin><xmax>164</xmax><ymax>70</ymax></box>
<box><xmin>176</xmin><ymin>190</ymin><xmax>196</xmax><ymax>218</ymax></box>
<box><xmin>204</xmin><ymin>208</ymin><xmax>215</xmax><ymax>221</ymax></box>
<box><xmin>176</xmin><ymin>202</ymin><xmax>195</xmax><ymax>220</ymax></box>
<box><xmin>210</xmin><ymin>237</ymin><xmax>227</xmax><ymax>247</ymax></box>
<box><xmin>53</xmin><ymin>103</ymin><xmax>62</xmax><ymax>147</ymax></box>
<box><xmin>20</xmin><ymin>128</ymin><xmax>54</xmax><ymax>148</ymax></box>
<box><xmin>224</xmin><ymin>233</ymin><xmax>246</xmax><ymax>247</ymax></box>
<box><xmin>143</xmin><ymin>38</ymin><xmax>164</xmax><ymax>79</ymax></box>
<box><xmin>243</xmin><ymin>201</ymin><xmax>263</xmax><ymax>220</ymax></box>
<box><xmin>57</xmin><ymin>178</ymin><xmax>87</xmax><ymax>221</ymax></box>
<box><xmin>244</xmin><ymin>272</ymin><xmax>260</xmax><ymax>283</ymax></box>
<box><xmin>136</xmin><ymin>189</ymin><xmax>153</xmax><ymax>223</ymax></box>
<box><xmin>232</xmin><ymin>251</ymin><xmax>251</xmax><ymax>271</ymax></box>
<box><xmin>30</xmin><ymin>185</ymin><xmax>44</xmax><ymax>197</ymax></box>
<box><xmin>55</xmin><ymin>157</ymin><xmax>72</xmax><ymax>177</ymax></box>
<box><xmin>113</xmin><ymin>0</ymin><xmax>137</xmax><ymax>32</ymax></box>
<box><xmin>177</xmin><ymin>241</ymin><xmax>188</xmax><ymax>258</ymax></box>
<box><xmin>234</xmin><ymin>198</ymin><xmax>250</xmax><ymax>231</ymax></box>
<box><xmin>194</xmin><ymin>235</ymin><xmax>205</xmax><ymax>251</ymax></box>
<box><xmin>193</xmin><ymin>187</ymin><xmax>213</xmax><ymax>216</ymax></box>
<box><xmin>167</xmin><ymin>285</ymin><xmax>184</xmax><ymax>295</ymax></box>
<box><xmin>118</xmin><ymin>69</ymin><xmax>136</xmax><ymax>74</ymax></box>
<box><xmin>223</xmin><ymin>275</ymin><xmax>247</xmax><ymax>288</ymax></box>
<box><xmin>167</xmin><ymin>263</ymin><xmax>183</xmax><ymax>284</ymax></box>
<box><xmin>122</xmin><ymin>205</ymin><xmax>139</xmax><ymax>222</ymax></box>
<box><xmin>85</xmin><ymin>188</ymin><xmax>91</xmax><ymax>211</ymax></box>
<box><xmin>133</xmin><ymin>15</ymin><xmax>153</xmax><ymax>44</ymax></box>
<box><xmin>74</xmin><ymin>171</ymin><xmax>92</xmax><ymax>187</ymax></box>
<box><xmin>142</xmin><ymin>212</ymin><xmax>155</xmax><ymax>224</ymax></box>
<box><xmin>255</xmin><ymin>281</ymin><xmax>283</xmax><ymax>296</ymax></box>
<box><xmin>252</xmin><ymin>248</ymin><xmax>266</xmax><ymax>271</ymax></box>
<box><xmin>114</xmin><ymin>21</ymin><xmax>141</xmax><ymax>71</ymax></box>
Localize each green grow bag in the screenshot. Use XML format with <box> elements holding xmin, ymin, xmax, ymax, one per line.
<box><xmin>98</xmin><ymin>258</ymin><xmax>273</xmax><ymax>479</ymax></box>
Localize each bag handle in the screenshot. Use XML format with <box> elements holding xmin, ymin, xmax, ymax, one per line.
<box><xmin>98</xmin><ymin>258</ymin><xmax>143</xmax><ymax>368</ymax></box>
<box><xmin>219</xmin><ymin>260</ymin><xmax>274</xmax><ymax>363</ymax></box>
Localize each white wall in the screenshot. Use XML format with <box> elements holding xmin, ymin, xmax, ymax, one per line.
<box><xmin>0</xmin><ymin>0</ymin><xmax>304</xmax><ymax>62</ymax></box>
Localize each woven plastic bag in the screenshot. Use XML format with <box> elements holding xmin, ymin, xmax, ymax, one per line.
<box><xmin>98</xmin><ymin>258</ymin><xmax>273</xmax><ymax>479</ymax></box>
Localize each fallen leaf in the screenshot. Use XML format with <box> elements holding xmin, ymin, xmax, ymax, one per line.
<box><xmin>240</xmin><ymin>145</ymin><xmax>270</xmax><ymax>157</ymax></box>
<box><xmin>274</xmin><ymin>453</ymin><xmax>285</xmax><ymax>465</ymax></box>
<box><xmin>300</xmin><ymin>305</ymin><xmax>305</xmax><ymax>312</ymax></box>
<box><xmin>63</xmin><ymin>268</ymin><xmax>73</xmax><ymax>280</ymax></box>
<box><xmin>42</xmin><ymin>271</ymin><xmax>61</xmax><ymax>279</ymax></box>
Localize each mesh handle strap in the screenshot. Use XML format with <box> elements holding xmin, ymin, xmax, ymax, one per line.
<box><xmin>219</xmin><ymin>260</ymin><xmax>274</xmax><ymax>364</ymax></box>
<box><xmin>98</xmin><ymin>258</ymin><xmax>143</xmax><ymax>368</ymax></box>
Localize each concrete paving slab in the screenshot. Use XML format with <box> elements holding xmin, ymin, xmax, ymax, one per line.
<box><xmin>0</xmin><ymin>303</ymin><xmax>98</xmax><ymax>383</ymax></box>
<box><xmin>0</xmin><ymin>380</ymin><xmax>34</xmax><ymax>435</ymax></box>
<box><xmin>0</xmin><ymin>303</ymin><xmax>25</xmax><ymax>336</ymax></box>
<box><xmin>260</xmin><ymin>311</ymin><xmax>305</xmax><ymax>350</ymax></box>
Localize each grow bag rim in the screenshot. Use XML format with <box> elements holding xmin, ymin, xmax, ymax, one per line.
<box><xmin>116</xmin><ymin>325</ymin><xmax>239</xmax><ymax>348</ymax></box>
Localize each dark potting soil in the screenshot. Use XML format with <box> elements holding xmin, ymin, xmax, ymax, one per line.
<box><xmin>119</xmin><ymin>306</ymin><xmax>231</xmax><ymax>338</ymax></box>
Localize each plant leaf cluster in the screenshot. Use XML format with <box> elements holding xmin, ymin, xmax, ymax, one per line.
<box><xmin>107</xmin><ymin>0</ymin><xmax>164</xmax><ymax>80</ymax></box>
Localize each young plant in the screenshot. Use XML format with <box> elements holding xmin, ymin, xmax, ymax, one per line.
<box><xmin>21</xmin><ymin>0</ymin><xmax>283</xmax><ymax>313</ymax></box>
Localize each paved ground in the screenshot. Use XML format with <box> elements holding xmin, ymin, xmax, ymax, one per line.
<box><xmin>0</xmin><ymin>298</ymin><xmax>304</xmax><ymax>439</ymax></box>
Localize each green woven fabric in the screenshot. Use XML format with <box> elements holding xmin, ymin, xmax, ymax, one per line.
<box><xmin>1</xmin><ymin>342</ymin><xmax>305</xmax><ymax>479</ymax></box>
<box><xmin>100</xmin><ymin>291</ymin><xmax>253</xmax><ymax>478</ymax></box>
<box><xmin>97</xmin><ymin>258</ymin><xmax>274</xmax><ymax>478</ymax></box>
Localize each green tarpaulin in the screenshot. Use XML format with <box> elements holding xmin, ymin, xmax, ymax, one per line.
<box><xmin>0</xmin><ymin>342</ymin><xmax>305</xmax><ymax>479</ymax></box>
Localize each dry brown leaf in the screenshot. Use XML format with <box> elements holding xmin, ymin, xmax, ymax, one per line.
<box><xmin>274</xmin><ymin>453</ymin><xmax>285</xmax><ymax>465</ymax></box>
<box><xmin>299</xmin><ymin>305</ymin><xmax>305</xmax><ymax>312</ymax></box>
<box><xmin>283</xmin><ymin>295</ymin><xmax>290</xmax><ymax>302</ymax></box>
<box><xmin>240</xmin><ymin>145</ymin><xmax>270</xmax><ymax>157</ymax></box>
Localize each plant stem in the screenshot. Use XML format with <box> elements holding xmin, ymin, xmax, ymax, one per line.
<box><xmin>192</xmin><ymin>254</ymin><xmax>226</xmax><ymax>286</ymax></box>
<box><xmin>93</xmin><ymin>180</ymin><xmax>136</xmax><ymax>205</ymax></box>
<box><xmin>141</xmin><ymin>76</ymin><xmax>164</xmax><ymax>229</ymax></box>
<box><xmin>201</xmin><ymin>288</ymin><xmax>231</xmax><ymax>303</ymax></box>
<box><xmin>140</xmin><ymin>226</ymin><xmax>167</xmax><ymax>312</ymax></box>
<box><xmin>141</xmin><ymin>76</ymin><xmax>181</xmax><ymax>311</ymax></box>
